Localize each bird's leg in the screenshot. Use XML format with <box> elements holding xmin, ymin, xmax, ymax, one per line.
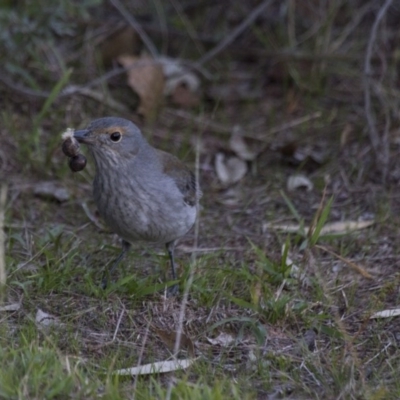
<box><xmin>166</xmin><ymin>241</ymin><xmax>179</xmax><ymax>295</ymax></box>
<box><xmin>101</xmin><ymin>240</ymin><xmax>131</xmax><ymax>289</ymax></box>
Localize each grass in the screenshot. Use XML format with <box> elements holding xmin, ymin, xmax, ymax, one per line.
<box><xmin>2</xmin><ymin>0</ymin><xmax>400</xmax><ymax>398</ymax></box>
<box><xmin>4</xmin><ymin>163</ymin><xmax>399</xmax><ymax>399</ymax></box>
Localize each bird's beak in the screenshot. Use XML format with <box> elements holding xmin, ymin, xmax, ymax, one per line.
<box><xmin>73</xmin><ymin>129</ymin><xmax>91</xmax><ymax>144</ymax></box>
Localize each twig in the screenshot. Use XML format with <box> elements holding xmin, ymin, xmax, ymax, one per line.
<box><xmin>0</xmin><ymin>184</ymin><xmax>7</xmax><ymax>295</ymax></box>
<box><xmin>112</xmin><ymin>307</ymin><xmax>125</xmax><ymax>342</ymax></box>
<box><xmin>165</xmin><ymin>134</ymin><xmax>202</xmax><ymax>400</ymax></box>
<box><xmin>262</xmin><ymin>111</ymin><xmax>322</xmax><ymax>138</ymax></box>
<box><xmin>132</xmin><ymin>319</ymin><xmax>151</xmax><ymax>400</ymax></box>
<box><xmin>163</xmin><ymin>109</ymin><xmax>322</xmax><ymax>140</ymax></box>
<box><xmin>196</xmin><ymin>0</ymin><xmax>274</xmax><ymax>66</ymax></box>
<box><xmin>110</xmin><ymin>0</ymin><xmax>158</xmax><ymax>58</ymax></box>
<box><xmin>363</xmin><ymin>0</ymin><xmax>393</xmax><ymax>156</ymax></box>
<box><xmin>74</xmin><ymin>87</ymin><xmax>130</xmax><ymax>114</ymax></box>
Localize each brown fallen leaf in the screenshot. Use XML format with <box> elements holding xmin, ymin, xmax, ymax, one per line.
<box><xmin>100</xmin><ymin>25</ymin><xmax>141</xmax><ymax>67</ymax></box>
<box><xmin>171</xmin><ymin>83</ymin><xmax>200</xmax><ymax>109</ymax></box>
<box><xmin>340</xmin><ymin>123</ymin><xmax>353</xmax><ymax>149</ymax></box>
<box><xmin>118</xmin><ymin>54</ymin><xmax>165</xmax><ymax>120</ymax></box>
<box><xmin>155</xmin><ymin>327</ymin><xmax>195</xmax><ymax>356</ymax></box>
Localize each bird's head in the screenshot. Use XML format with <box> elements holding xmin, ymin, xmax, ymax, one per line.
<box><xmin>73</xmin><ymin>117</ymin><xmax>146</xmax><ymax>165</ymax></box>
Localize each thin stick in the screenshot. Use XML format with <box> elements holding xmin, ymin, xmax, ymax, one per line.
<box><xmin>132</xmin><ymin>319</ymin><xmax>151</xmax><ymax>400</ymax></box>
<box><xmin>110</xmin><ymin>0</ymin><xmax>158</xmax><ymax>58</ymax></box>
<box><xmin>315</xmin><ymin>244</ymin><xmax>373</xmax><ymax>280</ymax></box>
<box><xmin>163</xmin><ymin>109</ymin><xmax>321</xmax><ymax>139</ymax></box>
<box><xmin>165</xmin><ymin>131</ymin><xmax>202</xmax><ymax>400</ymax></box>
<box><xmin>364</xmin><ymin>0</ymin><xmax>393</xmax><ymax>154</ymax></box>
<box><xmin>196</xmin><ymin>0</ymin><xmax>273</xmax><ymax>66</ymax></box>
<box><xmin>112</xmin><ymin>308</ymin><xmax>125</xmax><ymax>342</ymax></box>
<box><xmin>0</xmin><ymin>184</ymin><xmax>8</xmax><ymax>297</ymax></box>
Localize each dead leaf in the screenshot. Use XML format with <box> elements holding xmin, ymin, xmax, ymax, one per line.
<box><xmin>118</xmin><ymin>54</ymin><xmax>165</xmax><ymax>120</ymax></box>
<box><xmin>155</xmin><ymin>327</ymin><xmax>195</xmax><ymax>356</ymax></box>
<box><xmin>215</xmin><ymin>153</ymin><xmax>247</xmax><ymax>185</ymax></box>
<box><xmin>35</xmin><ymin>309</ymin><xmax>61</xmax><ymax>329</ymax></box>
<box><xmin>267</xmin><ymin>220</ymin><xmax>374</xmax><ymax>235</ymax></box>
<box><xmin>100</xmin><ymin>25</ymin><xmax>141</xmax><ymax>67</ymax></box>
<box><xmin>278</xmin><ymin>142</ymin><xmax>326</xmax><ymax>169</ymax></box>
<box><xmin>287</xmin><ymin>175</ymin><xmax>313</xmax><ymax>191</ymax></box>
<box><xmin>340</xmin><ymin>123</ymin><xmax>353</xmax><ymax>149</ymax></box>
<box><xmin>0</xmin><ymin>303</ymin><xmax>20</xmax><ymax>312</ymax></box>
<box><xmin>170</xmin><ymin>84</ymin><xmax>200</xmax><ymax>108</ymax></box>
<box><xmin>207</xmin><ymin>332</ymin><xmax>235</xmax><ymax>346</ymax></box>
<box><xmin>229</xmin><ymin>125</ymin><xmax>258</xmax><ymax>161</ymax></box>
<box><xmin>370</xmin><ymin>308</ymin><xmax>400</xmax><ymax>319</ymax></box>
<box><xmin>33</xmin><ymin>182</ymin><xmax>70</xmax><ymax>202</ymax></box>
<box><xmin>160</xmin><ymin>57</ymin><xmax>200</xmax><ymax>95</ymax></box>
<box><xmin>114</xmin><ymin>358</ymin><xmax>197</xmax><ymax>376</ymax></box>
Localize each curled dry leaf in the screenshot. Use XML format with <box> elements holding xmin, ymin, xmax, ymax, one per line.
<box><xmin>159</xmin><ymin>57</ymin><xmax>200</xmax><ymax>96</ymax></box>
<box><xmin>207</xmin><ymin>332</ymin><xmax>235</xmax><ymax>346</ymax></box>
<box><xmin>287</xmin><ymin>174</ymin><xmax>313</xmax><ymax>191</ymax></box>
<box><xmin>118</xmin><ymin>54</ymin><xmax>165</xmax><ymax>120</ymax></box>
<box><xmin>229</xmin><ymin>125</ymin><xmax>258</xmax><ymax>161</ymax></box>
<box><xmin>215</xmin><ymin>153</ymin><xmax>247</xmax><ymax>185</ymax></box>
<box><xmin>114</xmin><ymin>358</ymin><xmax>197</xmax><ymax>376</ymax></box>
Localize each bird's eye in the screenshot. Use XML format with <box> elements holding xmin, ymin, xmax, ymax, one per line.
<box><xmin>110</xmin><ymin>132</ymin><xmax>122</xmax><ymax>142</ymax></box>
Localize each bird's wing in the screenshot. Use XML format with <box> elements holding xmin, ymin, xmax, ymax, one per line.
<box><xmin>157</xmin><ymin>150</ymin><xmax>200</xmax><ymax>207</ymax></box>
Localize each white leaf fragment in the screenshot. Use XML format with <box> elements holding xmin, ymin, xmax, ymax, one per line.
<box><xmin>229</xmin><ymin>125</ymin><xmax>257</xmax><ymax>161</ymax></box>
<box><xmin>267</xmin><ymin>220</ymin><xmax>374</xmax><ymax>235</ymax></box>
<box><xmin>215</xmin><ymin>153</ymin><xmax>247</xmax><ymax>185</ymax></box>
<box><xmin>0</xmin><ymin>303</ymin><xmax>20</xmax><ymax>312</ymax></box>
<box><xmin>33</xmin><ymin>181</ymin><xmax>70</xmax><ymax>202</ymax></box>
<box><xmin>370</xmin><ymin>308</ymin><xmax>400</xmax><ymax>319</ymax></box>
<box><xmin>114</xmin><ymin>358</ymin><xmax>197</xmax><ymax>376</ymax></box>
<box><xmin>36</xmin><ymin>309</ymin><xmax>60</xmax><ymax>328</ymax></box>
<box><xmin>159</xmin><ymin>57</ymin><xmax>200</xmax><ymax>95</ymax></box>
<box><xmin>287</xmin><ymin>175</ymin><xmax>313</xmax><ymax>191</ymax></box>
<box><xmin>207</xmin><ymin>332</ymin><xmax>235</xmax><ymax>346</ymax></box>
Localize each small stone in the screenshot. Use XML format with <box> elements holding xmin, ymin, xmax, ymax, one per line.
<box><xmin>69</xmin><ymin>154</ymin><xmax>87</xmax><ymax>172</ymax></box>
<box><xmin>62</xmin><ymin>136</ymin><xmax>80</xmax><ymax>157</ymax></box>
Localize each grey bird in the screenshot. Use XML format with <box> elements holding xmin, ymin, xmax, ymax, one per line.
<box><xmin>73</xmin><ymin>117</ymin><xmax>200</xmax><ymax>293</ymax></box>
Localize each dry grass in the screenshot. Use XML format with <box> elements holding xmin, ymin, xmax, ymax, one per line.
<box><xmin>2</xmin><ymin>0</ymin><xmax>400</xmax><ymax>398</ymax></box>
